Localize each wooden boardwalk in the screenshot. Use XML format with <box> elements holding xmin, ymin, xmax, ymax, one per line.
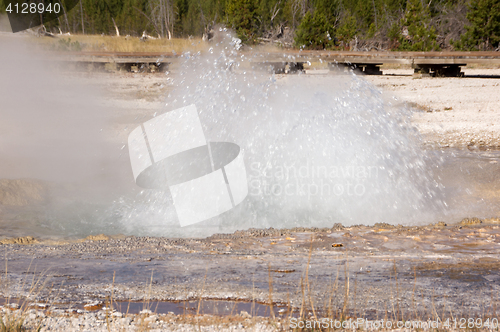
<box><xmin>52</xmin><ymin>51</ymin><xmax>500</xmax><ymax>76</ymax></box>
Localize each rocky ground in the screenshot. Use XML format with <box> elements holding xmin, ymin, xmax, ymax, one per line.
<box><xmin>1</xmin><ymin>306</ymin><xmax>281</xmax><ymax>331</ymax></box>
<box><xmin>2</xmin><ymin>218</ymin><xmax>500</xmax><ymax>331</ymax></box>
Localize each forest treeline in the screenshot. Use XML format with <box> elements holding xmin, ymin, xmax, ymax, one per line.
<box><xmin>0</xmin><ymin>0</ymin><xmax>499</xmax><ymax>51</ymax></box>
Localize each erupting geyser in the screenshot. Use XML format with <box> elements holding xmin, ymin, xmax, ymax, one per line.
<box><xmin>117</xmin><ymin>29</ymin><xmax>446</xmax><ymax>237</ymax></box>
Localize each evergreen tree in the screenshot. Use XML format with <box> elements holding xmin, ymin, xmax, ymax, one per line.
<box><xmin>294</xmin><ymin>11</ymin><xmax>333</xmax><ymax>49</ymax></box>
<box><xmin>335</xmin><ymin>10</ymin><xmax>357</xmax><ymax>48</ymax></box>
<box><xmin>454</xmin><ymin>0</ymin><xmax>500</xmax><ymax>50</ymax></box>
<box><xmin>314</xmin><ymin>0</ymin><xmax>339</xmax><ymax>21</ymax></box>
<box><xmin>226</xmin><ymin>0</ymin><xmax>257</xmax><ymax>42</ymax></box>
<box><xmin>117</xmin><ymin>0</ymin><xmax>150</xmax><ymax>36</ymax></box>
<box><xmin>0</xmin><ymin>0</ymin><xmax>490</xmax><ymax>51</ymax></box>
<box><xmin>397</xmin><ymin>0</ymin><xmax>439</xmax><ymax>51</ymax></box>
<box><xmin>174</xmin><ymin>0</ymin><xmax>189</xmax><ymax>35</ymax></box>
<box><xmin>355</xmin><ymin>0</ymin><xmax>377</xmax><ymax>33</ymax></box>
<box><xmin>282</xmin><ymin>0</ymin><xmax>305</xmax><ymax>29</ymax></box>
<box><xmin>381</xmin><ymin>0</ymin><xmax>406</xmax><ymax>33</ymax></box>
<box><xmin>200</xmin><ymin>0</ymin><xmax>227</xmax><ymax>35</ymax></box>
<box><xmin>183</xmin><ymin>1</ymin><xmax>202</xmax><ymax>35</ymax></box>
<box><xmin>255</xmin><ymin>0</ymin><xmax>286</xmax><ymax>36</ymax></box>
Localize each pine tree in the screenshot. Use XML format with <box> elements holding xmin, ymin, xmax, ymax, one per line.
<box><xmin>255</xmin><ymin>0</ymin><xmax>285</xmax><ymax>37</ymax></box>
<box><xmin>454</xmin><ymin>0</ymin><xmax>500</xmax><ymax>50</ymax></box>
<box><xmin>314</xmin><ymin>0</ymin><xmax>339</xmax><ymax>21</ymax></box>
<box><xmin>397</xmin><ymin>0</ymin><xmax>439</xmax><ymax>51</ymax></box>
<box><xmin>294</xmin><ymin>11</ymin><xmax>333</xmax><ymax>49</ymax></box>
<box><xmin>226</xmin><ymin>0</ymin><xmax>257</xmax><ymax>42</ymax></box>
<box><xmin>117</xmin><ymin>0</ymin><xmax>150</xmax><ymax>36</ymax></box>
<box><xmin>335</xmin><ymin>10</ymin><xmax>357</xmax><ymax>48</ymax></box>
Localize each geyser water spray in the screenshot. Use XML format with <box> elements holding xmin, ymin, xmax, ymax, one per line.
<box><xmin>117</xmin><ymin>29</ymin><xmax>446</xmax><ymax>237</ymax></box>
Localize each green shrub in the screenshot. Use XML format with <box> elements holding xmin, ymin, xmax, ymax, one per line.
<box><xmin>396</xmin><ymin>0</ymin><xmax>439</xmax><ymax>51</ymax></box>
<box><xmin>226</xmin><ymin>0</ymin><xmax>257</xmax><ymax>43</ymax></box>
<box><xmin>453</xmin><ymin>0</ymin><xmax>500</xmax><ymax>50</ymax></box>
<box><xmin>294</xmin><ymin>12</ymin><xmax>334</xmax><ymax>50</ymax></box>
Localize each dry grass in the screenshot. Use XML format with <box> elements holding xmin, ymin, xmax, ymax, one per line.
<box><xmin>283</xmin><ymin>236</ymin><xmax>500</xmax><ymax>331</ymax></box>
<box><xmin>0</xmin><ymin>258</ymin><xmax>47</xmax><ymax>332</ymax></box>
<box><xmin>29</xmin><ymin>34</ymin><xmax>208</xmax><ymax>53</ymax></box>
<box><xmin>2</xmin><ymin>236</ymin><xmax>500</xmax><ymax>331</ymax></box>
<box><xmin>89</xmin><ymin>236</ymin><xmax>500</xmax><ymax>331</ymax></box>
